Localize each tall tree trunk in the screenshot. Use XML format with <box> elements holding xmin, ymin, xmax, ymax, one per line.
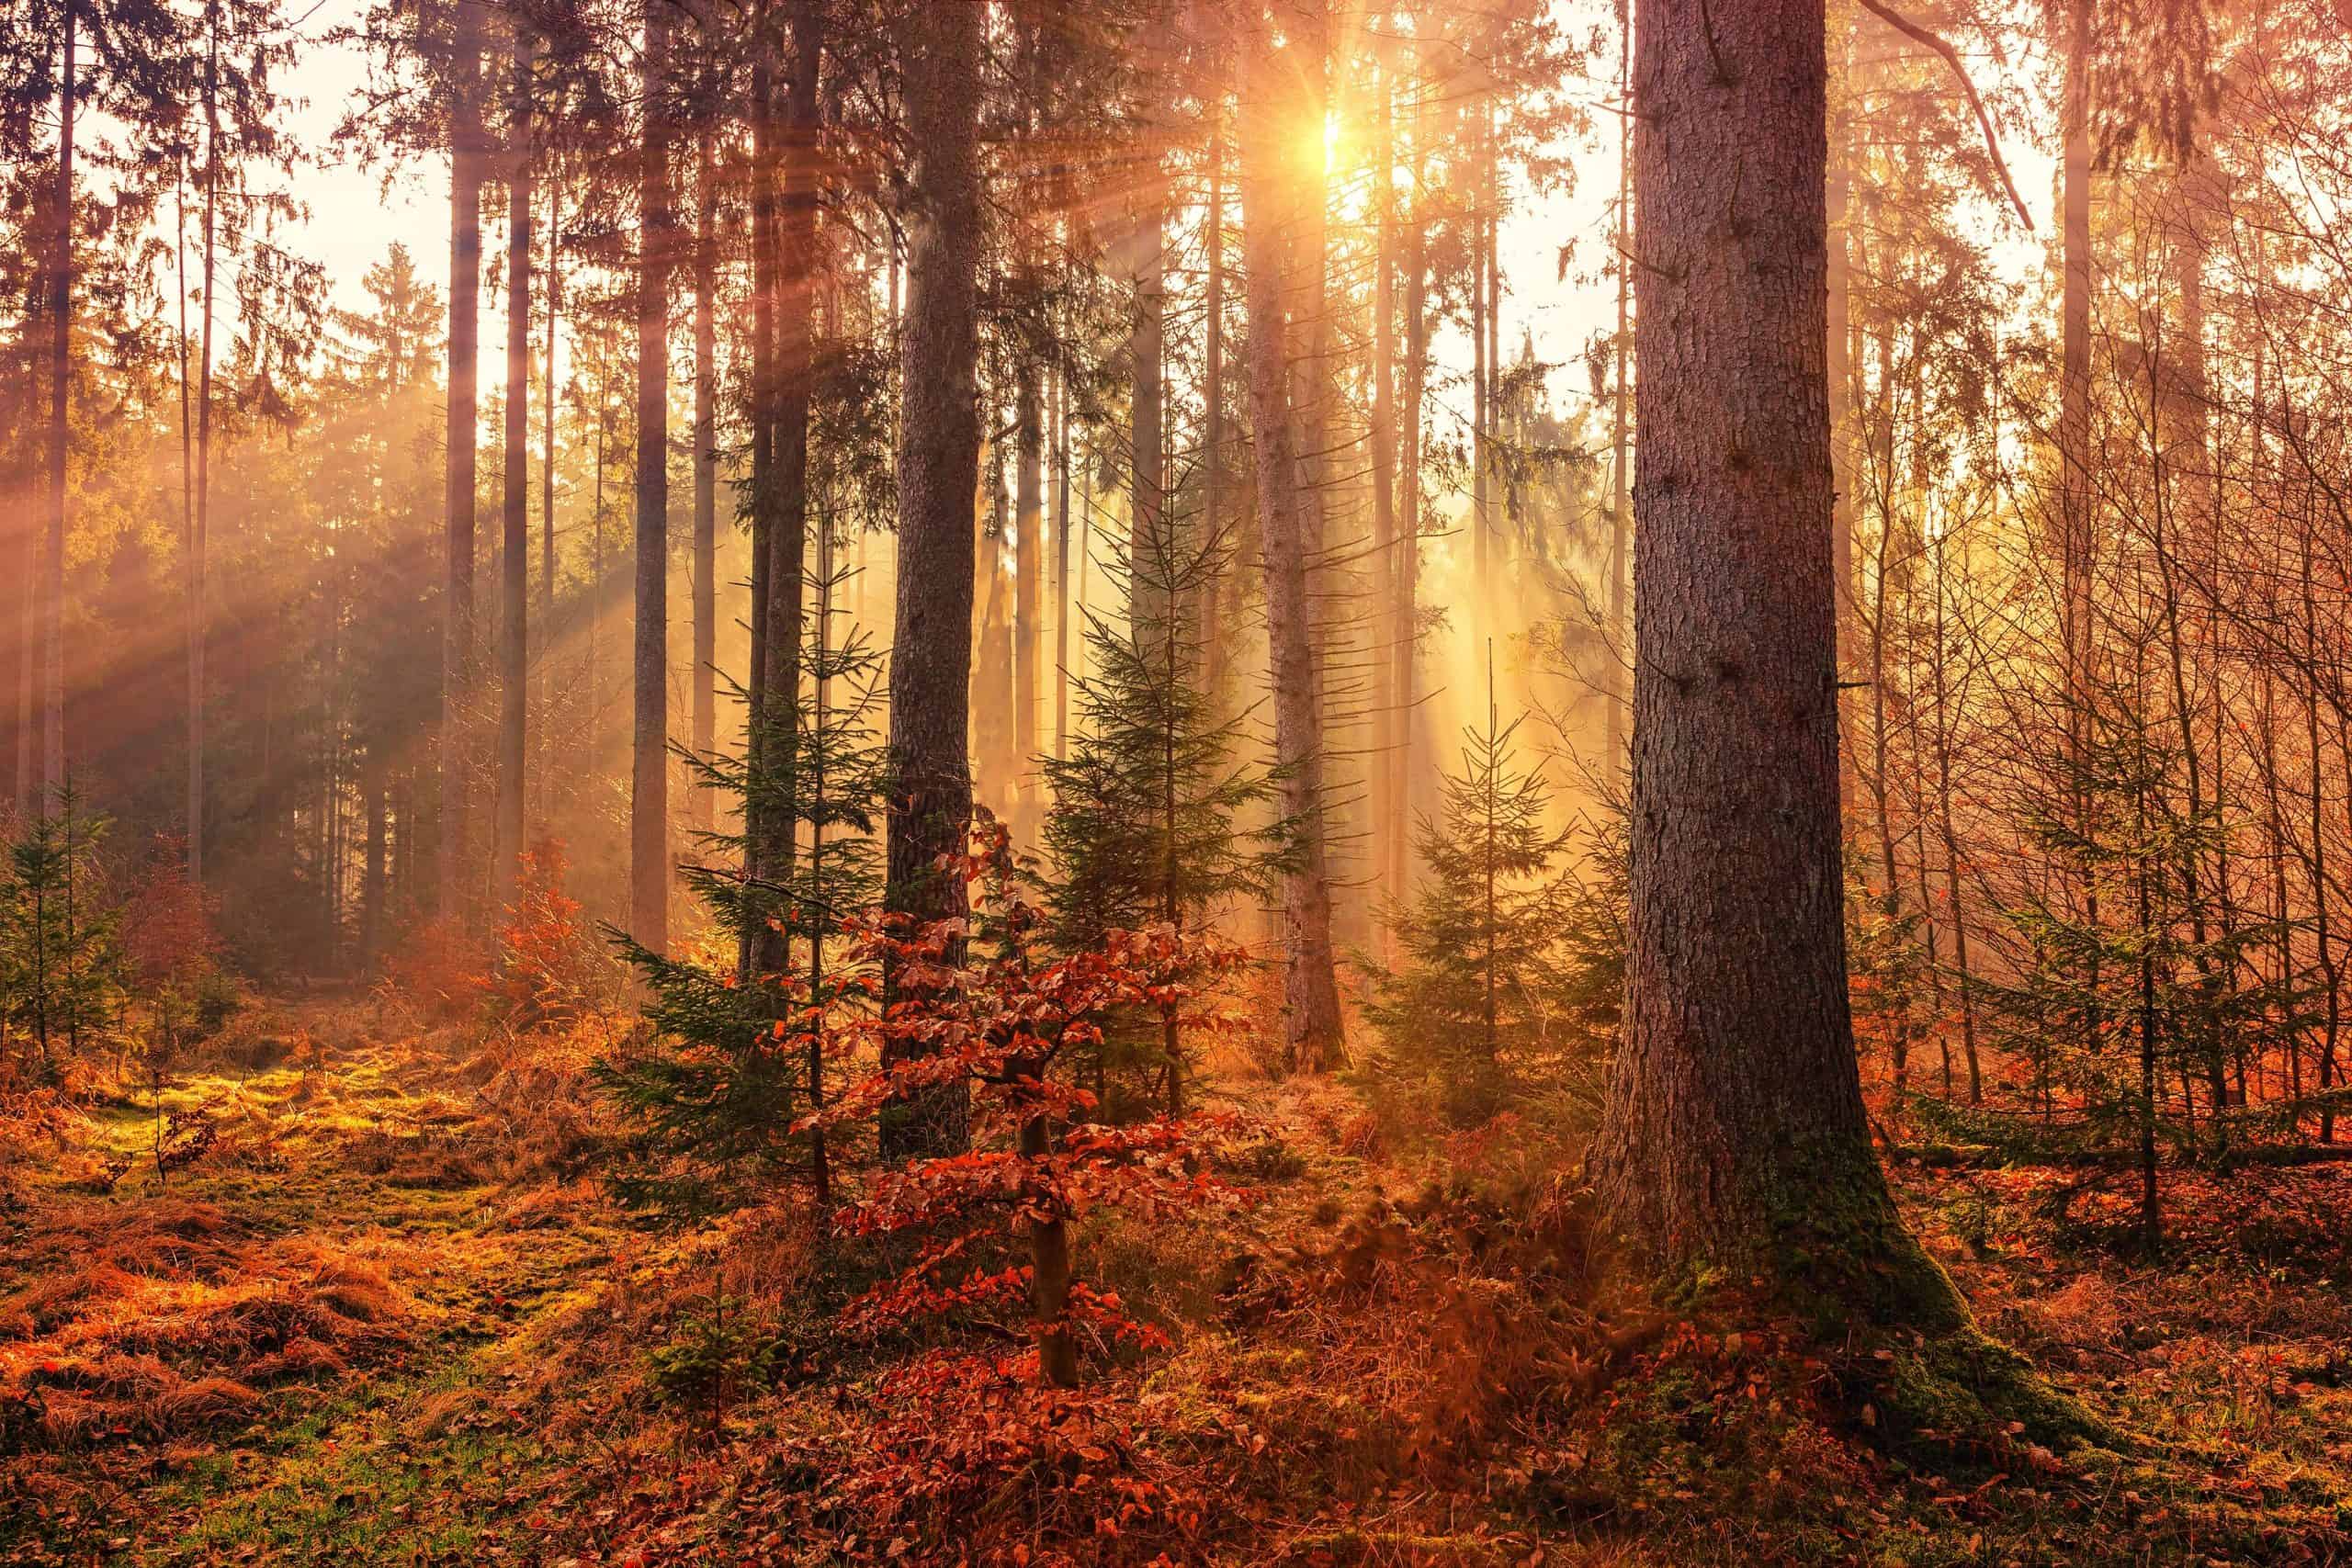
<box><xmin>740</xmin><ymin>50</ymin><xmax>778</xmax><ymax>984</ymax></box>
<box><xmin>1589</xmin><ymin>0</ymin><xmax>1951</xmax><ymax>1316</ymax></box>
<box><xmin>1607</xmin><ymin>10</ymin><xmax>1632</xmax><ymax>765</ymax></box>
<box><xmin>881</xmin><ymin>0</ymin><xmax>982</xmax><ymax>1159</ymax></box>
<box><xmin>363</xmin><ymin>755</ymin><xmax>387</xmax><ymax>962</ymax></box>
<box><xmin>191</xmin><ymin>11</ymin><xmax>220</xmax><ymax>875</ymax></box>
<box><xmin>539</xmin><ymin>170</ymin><xmax>560</xmax><ymax>827</ymax></box>
<box><xmin>1015</xmin><ymin>360</ymin><xmax>1042</xmax><ymax>784</ymax></box>
<box><xmin>41</xmin><ymin>4</ymin><xmax>75</xmax><ymax>814</ymax></box>
<box><xmin>1928</xmin><ymin>527</ymin><xmax>1982</xmax><ymax>1103</ymax></box>
<box><xmin>630</xmin><ymin>0</ymin><xmax>673</xmax><ymax>949</ymax></box>
<box><xmin>496</xmin><ymin>28</ymin><xmax>534</xmax><ymax>911</ymax></box>
<box><xmin>1054</xmin><ymin>367</ymin><xmax>1071</xmax><ymax>761</ymax></box>
<box><xmin>1825</xmin><ymin>9</ymin><xmax>1852</xmax><ymax>664</ymax></box>
<box><xmin>1394</xmin><ymin>79</ymin><xmax>1427</xmax><ymax>900</ymax></box>
<box><xmin>750</xmin><ymin>0</ymin><xmax>821</xmax><ymax>986</ymax></box>
<box><xmin>1127</xmin><ymin>169</ymin><xmax>1168</xmax><ymax>636</ymax></box>
<box><xmin>442</xmin><ymin>0</ymin><xmax>484</xmax><ymax>917</ymax></box>
<box><xmin>1201</xmin><ymin>112</ymin><xmax>1226</xmax><ymax>700</ymax></box>
<box><xmin>1240</xmin><ymin>20</ymin><xmax>1345</xmax><ymax>1074</ymax></box>
<box><xmin>692</xmin><ymin>119</ymin><xmax>718</xmax><ymax>838</ymax></box>
<box><xmin>2058</xmin><ymin>0</ymin><xmax>2095</xmax><ymax>939</ymax></box>
<box><xmin>1369</xmin><ymin>63</ymin><xmax>1397</xmax><ymax>911</ymax></box>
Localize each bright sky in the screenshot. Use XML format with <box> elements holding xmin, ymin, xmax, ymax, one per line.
<box><xmin>268</xmin><ymin>1</ymin><xmax>2059</xmax><ymax>451</ymax></box>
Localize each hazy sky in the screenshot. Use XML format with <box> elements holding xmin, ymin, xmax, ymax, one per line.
<box><xmin>265</xmin><ymin>2</ymin><xmax>2054</xmax><ymax>446</ymax></box>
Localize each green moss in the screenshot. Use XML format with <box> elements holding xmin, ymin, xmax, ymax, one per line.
<box><xmin>1643</xmin><ymin>1134</ymin><xmax>2114</xmax><ymax>1456</ymax></box>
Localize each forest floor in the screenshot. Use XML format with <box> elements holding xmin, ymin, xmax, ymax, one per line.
<box><xmin>3</xmin><ymin>996</ymin><xmax>2351</xmax><ymax>1566</ymax></box>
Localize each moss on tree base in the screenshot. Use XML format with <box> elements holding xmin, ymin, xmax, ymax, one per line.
<box><xmin>1625</xmin><ymin>1135</ymin><xmax>2117</xmax><ymax>1458</ymax></box>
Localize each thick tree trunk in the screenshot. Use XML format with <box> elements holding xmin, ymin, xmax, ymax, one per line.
<box><xmin>630</xmin><ymin>0</ymin><xmax>673</xmax><ymax>949</ymax></box>
<box><xmin>1239</xmin><ymin>27</ymin><xmax>1345</xmax><ymax>1075</ymax></box>
<box><xmin>495</xmin><ymin>30</ymin><xmax>534</xmax><ymax>912</ymax></box>
<box><xmin>441</xmin><ymin>0</ymin><xmax>484</xmax><ymax>918</ymax></box>
<box><xmin>1589</xmin><ymin>0</ymin><xmax>1945</xmax><ymax>1315</ymax></box>
<box><xmin>1825</xmin><ymin>13</ymin><xmax>1852</xmax><ymax>665</ymax></box>
<box><xmin>880</xmin><ymin>0</ymin><xmax>983</xmax><ymax>1160</ymax></box>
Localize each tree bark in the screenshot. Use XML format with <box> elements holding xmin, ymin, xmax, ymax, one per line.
<box><xmin>1607</xmin><ymin>11</ymin><xmax>1632</xmax><ymax>765</ymax></box>
<box><xmin>496</xmin><ymin>28</ymin><xmax>534</xmax><ymax>912</ymax></box>
<box><xmin>41</xmin><ymin>4</ymin><xmax>75</xmax><ymax>814</ymax></box>
<box><xmin>539</xmin><ymin>171</ymin><xmax>560</xmax><ymax>827</ymax></box>
<box><xmin>1589</xmin><ymin>0</ymin><xmax>1947</xmax><ymax>1315</ymax></box>
<box><xmin>1054</xmin><ymin>368</ymin><xmax>1071</xmax><ymax>761</ymax></box>
<box><xmin>190</xmin><ymin>9</ymin><xmax>220</xmax><ymax>874</ymax></box>
<box><xmin>881</xmin><ymin>0</ymin><xmax>983</xmax><ymax>1159</ymax></box>
<box><xmin>750</xmin><ymin>0</ymin><xmax>821</xmax><ymax>987</ymax></box>
<box><xmin>1015</xmin><ymin>359</ymin><xmax>1043</xmax><ymax>781</ymax></box>
<box><xmin>1240</xmin><ymin>22</ymin><xmax>1345</xmax><ymax>1075</ymax></box>
<box><xmin>692</xmin><ymin>119</ymin><xmax>718</xmax><ymax>839</ymax></box>
<box><xmin>630</xmin><ymin>0</ymin><xmax>673</xmax><ymax>949</ymax></box>
<box><xmin>441</xmin><ymin>0</ymin><xmax>484</xmax><ymax>917</ymax></box>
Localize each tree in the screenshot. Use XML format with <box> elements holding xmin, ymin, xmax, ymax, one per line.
<box><xmin>1586</xmin><ymin>0</ymin><xmax>1968</xmax><ymax>1333</ymax></box>
<box><xmin>880</xmin><ymin>0</ymin><xmax>985</xmax><ymax>1160</ymax></box>
<box><xmin>830</xmin><ymin>824</ymin><xmax>1246</xmax><ymax>1390</ymax></box>
<box><xmin>1238</xmin><ymin>6</ymin><xmax>1346</xmax><ymax>1075</ymax></box>
<box><xmin>601</xmin><ymin>560</ymin><xmax>886</xmax><ymax>1218</ymax></box>
<box><xmin>1035</xmin><ymin>526</ymin><xmax>1289</xmax><ymax>1118</ymax></box>
<box><xmin>494</xmin><ymin>13</ymin><xmax>535</xmax><ymax>912</ymax></box>
<box><xmin>629</xmin><ymin>0</ymin><xmax>673</xmax><ymax>951</ymax></box>
<box><xmin>1</xmin><ymin>780</ymin><xmax>124</xmax><ymax>1075</ymax></box>
<box><xmin>1367</xmin><ymin>672</ymin><xmax>1586</xmax><ymax>1127</ymax></box>
<box><xmin>441</xmin><ymin>0</ymin><xmax>486</xmax><ymax>921</ymax></box>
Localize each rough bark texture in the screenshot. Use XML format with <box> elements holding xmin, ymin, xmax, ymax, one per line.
<box><xmin>748</xmin><ymin>0</ymin><xmax>820</xmax><ymax>988</ymax></box>
<box><xmin>441</xmin><ymin>0</ymin><xmax>483</xmax><ymax>917</ymax></box>
<box><xmin>1240</xmin><ymin>27</ymin><xmax>1346</xmax><ymax>1075</ymax></box>
<box><xmin>692</xmin><ymin>123</ymin><xmax>718</xmax><ymax>839</ymax></box>
<box><xmin>881</xmin><ymin>0</ymin><xmax>982</xmax><ymax>1160</ymax></box>
<box><xmin>42</xmin><ymin>10</ymin><xmax>75</xmax><ymax>812</ymax></box>
<box><xmin>190</xmin><ymin>17</ymin><xmax>220</xmax><ymax>874</ymax></box>
<box><xmin>1589</xmin><ymin>0</ymin><xmax>1933</xmax><ymax>1307</ymax></box>
<box><xmin>495</xmin><ymin>32</ymin><xmax>533</xmax><ymax>913</ymax></box>
<box><xmin>2059</xmin><ymin>0</ymin><xmax>2093</xmax><ymax>772</ymax></box>
<box><xmin>629</xmin><ymin>0</ymin><xmax>672</xmax><ymax>950</ymax></box>
<box><xmin>1015</xmin><ymin>363</ymin><xmax>1042</xmax><ymax>775</ymax></box>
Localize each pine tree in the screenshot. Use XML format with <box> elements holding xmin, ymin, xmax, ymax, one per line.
<box><xmin>1365</xmin><ymin>669</ymin><xmax>1586</xmax><ymax>1126</ymax></box>
<box><xmin>596</xmin><ymin>558</ymin><xmax>884</xmax><ymax>1218</ymax></box>
<box><xmin>1947</xmin><ymin>660</ymin><xmax>2299</xmax><ymax>1254</ymax></box>
<box><xmin>1</xmin><ymin>779</ymin><xmax>124</xmax><ymax>1077</ymax></box>
<box><xmin>1035</xmin><ymin>527</ymin><xmax>1286</xmax><ymax>1117</ymax></box>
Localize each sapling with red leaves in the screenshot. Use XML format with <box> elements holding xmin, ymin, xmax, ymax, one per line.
<box><xmin>820</xmin><ymin>822</ymin><xmax>1248</xmax><ymax>1387</ymax></box>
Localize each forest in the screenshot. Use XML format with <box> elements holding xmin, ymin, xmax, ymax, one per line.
<box><xmin>5</xmin><ymin>0</ymin><xmax>2352</xmax><ymax>1562</ymax></box>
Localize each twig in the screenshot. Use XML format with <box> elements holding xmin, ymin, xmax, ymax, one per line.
<box><xmin>1856</xmin><ymin>0</ymin><xmax>2034</xmax><ymax>231</ymax></box>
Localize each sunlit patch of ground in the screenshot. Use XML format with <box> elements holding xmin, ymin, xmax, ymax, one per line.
<box><xmin>0</xmin><ymin>998</ymin><xmax>622</xmax><ymax>1565</ymax></box>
